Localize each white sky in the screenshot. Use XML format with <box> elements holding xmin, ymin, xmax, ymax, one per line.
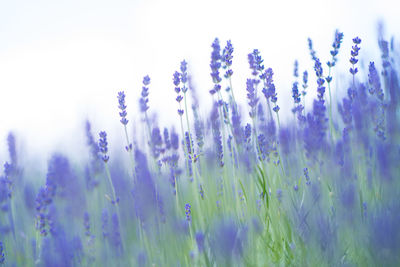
<box><xmin>0</xmin><ymin>0</ymin><xmax>399</xmax><ymax>166</ymax></box>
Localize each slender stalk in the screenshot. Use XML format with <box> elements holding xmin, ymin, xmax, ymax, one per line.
<box><xmin>123</xmin><ymin>124</ymin><xmax>136</xmax><ymax>179</ymax></box>
<box><xmin>228</xmin><ymin>73</ymin><xmax>237</xmax><ymax>112</ymax></box>
<box><xmin>103</xmin><ymin>162</ymin><xmax>125</xmax><ymax>250</ymax></box>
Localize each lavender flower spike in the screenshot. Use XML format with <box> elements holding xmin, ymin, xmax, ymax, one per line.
<box><xmin>327</xmin><ymin>30</ymin><xmax>344</xmax><ymax>69</ymax></box>
<box><xmin>98</xmin><ymin>131</ymin><xmax>109</xmax><ymax>163</ymax></box>
<box><xmin>368</xmin><ymin>62</ymin><xmax>384</xmax><ymax>100</ymax></box>
<box><xmin>246</xmin><ymin>79</ymin><xmax>258</xmax><ymax>118</ymax></box>
<box><xmin>314</xmin><ymin>58</ymin><xmax>326</xmax><ymax>100</ymax></box>
<box><xmin>185</xmin><ymin>203</ymin><xmax>191</xmax><ymax>222</ymax></box>
<box><xmin>117</xmin><ymin>91</ymin><xmax>128</xmax><ymax>125</ymax></box>
<box><xmin>349</xmin><ymin>37</ymin><xmax>361</xmax><ymax>76</ymax></box>
<box><xmin>140</xmin><ymin>75</ymin><xmax>150</xmax><ymax>113</ymax></box>
<box><xmin>222</xmin><ymin>40</ymin><xmax>234</xmax><ymax>78</ymax></box>
<box><xmin>210</xmin><ymin>38</ymin><xmax>222</xmax><ymax>95</ymax></box>
<box><xmin>7</xmin><ymin>132</ymin><xmax>17</xmax><ymax>165</ymax></box>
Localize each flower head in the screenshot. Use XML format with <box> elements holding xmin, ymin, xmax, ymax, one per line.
<box><xmin>7</xmin><ymin>132</ymin><xmax>17</xmax><ymax>166</ymax></box>
<box><xmin>98</xmin><ymin>131</ymin><xmax>109</xmax><ymax>163</ymax></box>
<box><xmin>327</xmin><ymin>30</ymin><xmax>344</xmax><ymax>68</ymax></box>
<box><xmin>140</xmin><ymin>76</ymin><xmax>151</xmax><ymax>113</ymax></box>
<box><xmin>314</xmin><ymin>58</ymin><xmax>325</xmax><ymax>100</ymax></box>
<box><xmin>368</xmin><ymin>62</ymin><xmax>384</xmax><ymax>100</ymax></box>
<box><xmin>246</xmin><ymin>79</ymin><xmax>259</xmax><ymax>118</ymax></box>
<box><xmin>248</xmin><ymin>49</ymin><xmax>264</xmax><ymax>77</ymax></box>
<box><xmin>292</xmin><ymin>81</ymin><xmax>301</xmax><ymax>104</ymax></box>
<box><xmin>222</xmin><ymin>40</ymin><xmax>234</xmax><ymax>78</ymax></box>
<box><xmin>308</xmin><ymin>38</ymin><xmax>318</xmax><ymax>61</ymax></box>
<box><xmin>349</xmin><ymin>37</ymin><xmax>361</xmax><ymax>75</ymax></box>
<box><xmin>302</xmin><ymin>70</ymin><xmax>308</xmax><ymax>96</ymax></box>
<box><xmin>117</xmin><ymin>91</ymin><xmax>128</xmax><ymax>125</ymax></box>
<box><xmin>180</xmin><ymin>60</ymin><xmax>188</xmax><ymax>85</ymax></box>
<box><xmin>293</xmin><ymin>60</ymin><xmax>299</xmax><ymax>78</ymax></box>
<box><xmin>185</xmin><ymin>203</ymin><xmax>191</xmax><ymax>222</ymax></box>
<box><xmin>210</xmin><ymin>38</ymin><xmax>222</xmax><ymax>87</ymax></box>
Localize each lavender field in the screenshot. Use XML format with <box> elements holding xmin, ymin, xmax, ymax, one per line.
<box><xmin>1</xmin><ymin>31</ymin><xmax>400</xmax><ymax>266</ymax></box>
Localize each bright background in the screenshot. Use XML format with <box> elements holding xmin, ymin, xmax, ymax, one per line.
<box><xmin>0</xmin><ymin>0</ymin><xmax>399</xmax><ymax>166</ymax></box>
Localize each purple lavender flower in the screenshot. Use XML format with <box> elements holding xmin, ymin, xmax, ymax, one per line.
<box><xmin>246</xmin><ymin>79</ymin><xmax>259</xmax><ymax>118</ymax></box>
<box><xmin>184</xmin><ymin>131</ymin><xmax>194</xmax><ymax>155</ymax></box>
<box><xmin>178</xmin><ymin>59</ymin><xmax>189</xmax><ymax>124</ymax></box>
<box><xmin>180</xmin><ymin>60</ymin><xmax>188</xmax><ymax>85</ymax></box>
<box><xmin>194</xmin><ymin>113</ymin><xmax>204</xmax><ymax>149</ymax></box>
<box><xmin>314</xmin><ymin>58</ymin><xmax>325</xmax><ymax>100</ymax></box>
<box><xmin>349</xmin><ymin>37</ymin><xmax>361</xmax><ymax>76</ymax></box>
<box><xmin>222</xmin><ymin>40</ymin><xmax>234</xmax><ymax>78</ymax></box>
<box><xmin>163</xmin><ymin>128</ymin><xmax>171</xmax><ymax>150</ymax></box>
<box><xmin>170</xmin><ymin>129</ymin><xmax>179</xmax><ymax>150</ymax></box>
<box><xmin>35</xmin><ymin>186</ymin><xmax>50</xmax><ymax>236</ymax></box>
<box><xmin>173</xmin><ymin>71</ymin><xmax>181</xmax><ymax>89</ymax></box>
<box><xmin>173</xmin><ymin>71</ymin><xmax>184</xmax><ymax>115</ymax></box>
<box><xmin>262</xmin><ymin>68</ymin><xmax>279</xmax><ymax>112</ymax></box>
<box><xmin>117</xmin><ymin>91</ymin><xmax>128</xmax><ymax>125</ymax></box>
<box><xmin>150</xmin><ymin>127</ymin><xmax>164</xmax><ymax>159</ymax></box>
<box><xmin>302</xmin><ymin>70</ymin><xmax>308</xmax><ymax>96</ymax></box>
<box><xmin>292</xmin><ymin>81</ymin><xmax>301</xmax><ymax>105</ymax></box>
<box><xmin>139</xmin><ymin>75</ymin><xmax>150</xmax><ymax>113</ymax></box>
<box><xmin>327</xmin><ymin>30</ymin><xmax>344</xmax><ymax>69</ymax></box>
<box><xmin>307</xmin><ymin>38</ymin><xmax>318</xmax><ymax>61</ymax></box>
<box><xmin>98</xmin><ymin>131</ymin><xmax>109</xmax><ymax>163</ymax></box>
<box><xmin>248</xmin><ymin>49</ymin><xmax>264</xmax><ymax>77</ymax></box>
<box><xmin>257</xmin><ymin>134</ymin><xmax>268</xmax><ymax>161</ymax></box>
<box><xmin>210</xmin><ymin>38</ymin><xmax>222</xmax><ymax>94</ymax></box>
<box><xmin>7</xmin><ymin>132</ymin><xmax>17</xmax><ymax>166</ymax></box>
<box><xmin>185</xmin><ymin>203</ymin><xmax>191</xmax><ymax>222</ymax></box>
<box><xmin>304</xmin><ymin>167</ymin><xmax>310</xmax><ymax>185</ymax></box>
<box><xmin>338</xmin><ymin>89</ymin><xmax>354</xmax><ymax>136</ymax></box>
<box><xmin>293</xmin><ymin>60</ymin><xmax>299</xmax><ymax>78</ymax></box>
<box><xmin>368</xmin><ymin>62</ymin><xmax>384</xmax><ymax>100</ymax></box>
<box><xmin>379</xmin><ymin>39</ymin><xmax>391</xmax><ymax>76</ymax></box>
<box><xmin>304</xmin><ymin>99</ymin><xmax>328</xmax><ymax>157</ymax></box>
<box><xmin>244</xmin><ymin>123</ymin><xmax>251</xmax><ymax>144</ymax></box>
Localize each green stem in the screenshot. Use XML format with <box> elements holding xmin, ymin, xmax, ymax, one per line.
<box><xmin>123</xmin><ymin>124</ymin><xmax>136</xmax><ymax>179</ymax></box>
<box><xmin>228</xmin><ymin>73</ymin><xmax>238</xmax><ymax>112</ymax></box>
<box><xmin>327</xmin><ymin>66</ymin><xmax>335</xmax><ymax>142</ymax></box>
<box><xmin>104</xmin><ymin>163</ymin><xmax>125</xmax><ymax>250</ymax></box>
